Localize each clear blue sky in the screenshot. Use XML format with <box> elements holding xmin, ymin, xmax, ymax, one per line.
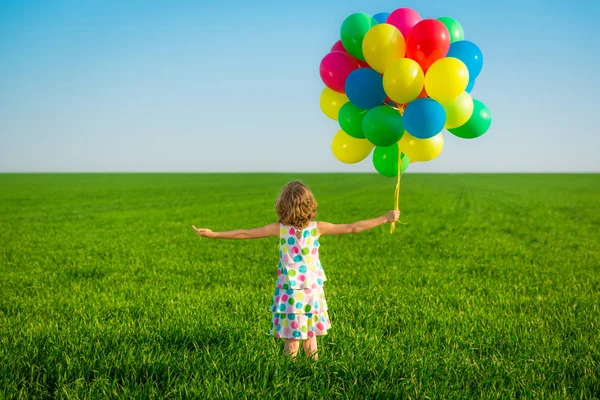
<box><xmin>0</xmin><ymin>0</ymin><xmax>598</xmax><ymax>172</ymax></box>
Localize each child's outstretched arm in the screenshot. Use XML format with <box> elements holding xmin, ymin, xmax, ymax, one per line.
<box><xmin>318</xmin><ymin>210</ymin><xmax>400</xmax><ymax>235</ymax></box>
<box><xmin>192</xmin><ymin>222</ymin><xmax>279</xmax><ymax>240</ymax></box>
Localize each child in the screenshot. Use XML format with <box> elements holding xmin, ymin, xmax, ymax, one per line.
<box><xmin>193</xmin><ymin>181</ymin><xmax>399</xmax><ymax>359</ymax></box>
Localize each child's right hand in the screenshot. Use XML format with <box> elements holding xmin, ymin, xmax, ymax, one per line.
<box><xmin>384</xmin><ymin>210</ymin><xmax>401</xmax><ymax>223</ymax></box>
<box><xmin>193</xmin><ymin>226</ymin><xmax>215</xmax><ymax>238</ymax></box>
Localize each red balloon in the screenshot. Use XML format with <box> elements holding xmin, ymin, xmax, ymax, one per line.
<box><xmin>331</xmin><ymin>40</ymin><xmax>347</xmax><ymax>53</ymax></box>
<box><xmin>319</xmin><ymin>51</ymin><xmax>361</xmax><ymax>93</ymax></box>
<box><xmin>405</xmin><ymin>19</ymin><xmax>450</xmax><ymax>72</ymax></box>
<box><xmin>417</xmin><ymin>87</ymin><xmax>429</xmax><ymax>98</ymax></box>
<box><xmin>331</xmin><ymin>40</ymin><xmax>370</xmax><ymax>68</ymax></box>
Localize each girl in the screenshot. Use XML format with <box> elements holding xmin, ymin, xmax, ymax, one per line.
<box><xmin>193</xmin><ymin>181</ymin><xmax>399</xmax><ymax>359</ymax></box>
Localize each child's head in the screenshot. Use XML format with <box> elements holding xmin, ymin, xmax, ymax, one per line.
<box><xmin>276</xmin><ymin>181</ymin><xmax>317</xmax><ymax>229</ymax></box>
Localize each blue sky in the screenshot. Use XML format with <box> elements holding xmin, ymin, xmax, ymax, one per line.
<box><xmin>0</xmin><ymin>0</ymin><xmax>598</xmax><ymax>172</ymax></box>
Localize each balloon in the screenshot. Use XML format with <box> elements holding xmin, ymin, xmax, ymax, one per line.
<box><xmin>448</xmin><ymin>99</ymin><xmax>492</xmax><ymax>139</ymax></box>
<box><xmin>383</xmin><ymin>58</ymin><xmax>424</xmax><ymax>104</ymax></box>
<box><xmin>424</xmin><ymin>57</ymin><xmax>469</xmax><ymax>102</ymax></box>
<box><xmin>417</xmin><ymin>87</ymin><xmax>429</xmax><ymax>98</ymax></box>
<box><xmin>340</xmin><ymin>13</ymin><xmax>378</xmax><ymax>61</ymax></box>
<box><xmin>387</xmin><ymin>8</ymin><xmax>422</xmax><ymax>38</ymax></box>
<box><xmin>399</xmin><ymin>131</ymin><xmax>444</xmax><ymax>162</ymax></box>
<box><xmin>403</xmin><ymin>98</ymin><xmax>446</xmax><ymax>139</ymax></box>
<box><xmin>319</xmin><ymin>88</ymin><xmax>348</xmax><ymax>120</ymax></box>
<box><xmin>446</xmin><ymin>40</ymin><xmax>483</xmax><ymax>80</ymax></box>
<box><xmin>338</xmin><ymin>102</ymin><xmax>367</xmax><ymax>139</ymax></box>
<box><xmin>401</xmin><ymin>153</ymin><xmax>410</xmax><ymax>173</ymax></box>
<box><xmin>437</xmin><ymin>17</ymin><xmax>464</xmax><ymax>43</ymax></box>
<box><xmin>373</xmin><ymin>143</ymin><xmax>410</xmax><ymax>177</ymax></box>
<box><xmin>441</xmin><ymin>91</ymin><xmax>474</xmax><ymax>129</ymax></box>
<box><xmin>319</xmin><ymin>51</ymin><xmax>361</xmax><ymax>93</ymax></box>
<box><xmin>331</xmin><ymin>40</ymin><xmax>347</xmax><ymax>53</ymax></box>
<box><xmin>331</xmin><ymin>129</ymin><xmax>374</xmax><ymax>163</ymax></box>
<box><xmin>331</xmin><ymin>41</ymin><xmax>370</xmax><ymax>67</ymax></box>
<box><xmin>345</xmin><ymin>68</ymin><xmax>387</xmax><ymax>109</ymax></box>
<box><xmin>405</xmin><ymin>19</ymin><xmax>450</xmax><ymax>71</ymax></box>
<box><xmin>466</xmin><ymin>79</ymin><xmax>475</xmax><ymax>93</ymax></box>
<box><xmin>362</xmin><ymin>24</ymin><xmax>406</xmax><ymax>74</ymax></box>
<box><xmin>362</xmin><ymin>105</ymin><xmax>405</xmax><ymax>147</ymax></box>
<box><xmin>373</xmin><ymin>12</ymin><xmax>390</xmax><ymax>24</ymax></box>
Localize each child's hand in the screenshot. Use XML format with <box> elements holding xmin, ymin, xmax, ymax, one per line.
<box><xmin>193</xmin><ymin>225</ymin><xmax>215</xmax><ymax>238</ymax></box>
<box><xmin>384</xmin><ymin>210</ymin><xmax>401</xmax><ymax>223</ymax></box>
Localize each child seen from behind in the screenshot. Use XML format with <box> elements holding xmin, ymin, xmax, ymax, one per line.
<box><xmin>193</xmin><ymin>181</ymin><xmax>399</xmax><ymax>359</ymax></box>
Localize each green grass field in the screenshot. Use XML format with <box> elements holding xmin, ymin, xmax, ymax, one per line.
<box><xmin>1</xmin><ymin>173</ymin><xmax>599</xmax><ymax>399</ymax></box>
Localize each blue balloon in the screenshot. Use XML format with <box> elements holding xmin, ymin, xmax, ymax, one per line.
<box><xmin>466</xmin><ymin>79</ymin><xmax>475</xmax><ymax>93</ymax></box>
<box><xmin>403</xmin><ymin>98</ymin><xmax>446</xmax><ymax>139</ymax></box>
<box><xmin>373</xmin><ymin>12</ymin><xmax>390</xmax><ymax>24</ymax></box>
<box><xmin>345</xmin><ymin>68</ymin><xmax>386</xmax><ymax>110</ymax></box>
<box><xmin>447</xmin><ymin>41</ymin><xmax>483</xmax><ymax>80</ymax></box>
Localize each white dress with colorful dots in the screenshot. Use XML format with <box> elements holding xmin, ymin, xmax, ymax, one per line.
<box><xmin>269</xmin><ymin>221</ymin><xmax>331</xmax><ymax>340</ymax></box>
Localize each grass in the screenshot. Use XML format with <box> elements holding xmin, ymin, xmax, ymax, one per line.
<box><xmin>0</xmin><ymin>173</ymin><xmax>599</xmax><ymax>399</ymax></box>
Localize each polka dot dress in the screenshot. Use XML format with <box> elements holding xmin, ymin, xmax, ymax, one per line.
<box><xmin>269</xmin><ymin>222</ymin><xmax>331</xmax><ymax>339</ymax></box>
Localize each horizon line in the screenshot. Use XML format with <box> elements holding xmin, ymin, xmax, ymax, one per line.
<box><xmin>0</xmin><ymin>171</ymin><xmax>598</xmax><ymax>175</ymax></box>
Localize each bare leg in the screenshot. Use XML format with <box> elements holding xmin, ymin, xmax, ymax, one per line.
<box><xmin>284</xmin><ymin>339</ymin><xmax>300</xmax><ymax>358</ymax></box>
<box><xmin>303</xmin><ymin>337</ymin><xmax>318</xmax><ymax>360</ymax></box>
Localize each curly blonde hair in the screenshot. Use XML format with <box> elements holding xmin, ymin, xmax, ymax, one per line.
<box><xmin>275</xmin><ymin>181</ymin><xmax>317</xmax><ymax>229</ymax></box>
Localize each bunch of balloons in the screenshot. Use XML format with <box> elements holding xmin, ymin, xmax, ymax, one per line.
<box><xmin>319</xmin><ymin>8</ymin><xmax>492</xmax><ymax>177</ymax></box>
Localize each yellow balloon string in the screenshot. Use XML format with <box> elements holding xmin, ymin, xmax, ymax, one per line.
<box><xmin>391</xmin><ymin>104</ymin><xmax>407</xmax><ymax>234</ymax></box>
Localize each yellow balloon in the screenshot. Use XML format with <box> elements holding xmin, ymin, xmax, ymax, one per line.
<box><xmin>424</xmin><ymin>57</ymin><xmax>469</xmax><ymax>103</ymax></box>
<box><xmin>441</xmin><ymin>91</ymin><xmax>474</xmax><ymax>129</ymax></box>
<box><xmin>319</xmin><ymin>88</ymin><xmax>348</xmax><ymax>120</ymax></box>
<box><xmin>331</xmin><ymin>130</ymin><xmax>374</xmax><ymax>164</ymax></box>
<box><xmin>383</xmin><ymin>58</ymin><xmax>424</xmax><ymax>104</ymax></box>
<box><xmin>362</xmin><ymin>24</ymin><xmax>405</xmax><ymax>74</ymax></box>
<box><xmin>398</xmin><ymin>131</ymin><xmax>444</xmax><ymax>162</ymax></box>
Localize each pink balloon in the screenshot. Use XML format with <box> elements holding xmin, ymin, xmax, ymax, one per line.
<box><xmin>319</xmin><ymin>51</ymin><xmax>361</xmax><ymax>93</ymax></box>
<box><xmin>331</xmin><ymin>40</ymin><xmax>347</xmax><ymax>53</ymax></box>
<box><xmin>387</xmin><ymin>8</ymin><xmax>422</xmax><ymax>38</ymax></box>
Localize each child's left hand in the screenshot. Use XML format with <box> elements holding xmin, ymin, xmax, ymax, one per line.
<box><xmin>193</xmin><ymin>225</ymin><xmax>215</xmax><ymax>238</ymax></box>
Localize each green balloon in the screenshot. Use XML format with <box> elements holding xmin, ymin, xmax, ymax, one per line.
<box><xmin>401</xmin><ymin>154</ymin><xmax>410</xmax><ymax>174</ymax></box>
<box><xmin>437</xmin><ymin>17</ymin><xmax>464</xmax><ymax>43</ymax></box>
<box><xmin>373</xmin><ymin>144</ymin><xmax>410</xmax><ymax>177</ymax></box>
<box><xmin>362</xmin><ymin>106</ymin><xmax>405</xmax><ymax>147</ymax></box>
<box><xmin>448</xmin><ymin>99</ymin><xmax>492</xmax><ymax>139</ymax></box>
<box><xmin>340</xmin><ymin>13</ymin><xmax>378</xmax><ymax>61</ymax></box>
<box><xmin>338</xmin><ymin>103</ymin><xmax>367</xmax><ymax>139</ymax></box>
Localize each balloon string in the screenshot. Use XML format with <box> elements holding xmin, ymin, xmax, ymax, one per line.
<box><xmin>384</xmin><ymin>102</ymin><xmax>407</xmax><ymax>113</ymax></box>
<box><xmin>383</xmin><ymin>101</ymin><xmax>406</xmax><ymax>234</ymax></box>
<box><xmin>390</xmin><ymin>142</ymin><xmax>407</xmax><ymax>234</ymax></box>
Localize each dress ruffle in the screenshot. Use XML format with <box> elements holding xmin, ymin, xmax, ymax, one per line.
<box><xmin>269</xmin><ymin>311</ymin><xmax>331</xmax><ymax>339</ymax></box>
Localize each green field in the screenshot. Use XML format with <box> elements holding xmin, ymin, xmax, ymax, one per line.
<box><xmin>1</xmin><ymin>173</ymin><xmax>599</xmax><ymax>399</ymax></box>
